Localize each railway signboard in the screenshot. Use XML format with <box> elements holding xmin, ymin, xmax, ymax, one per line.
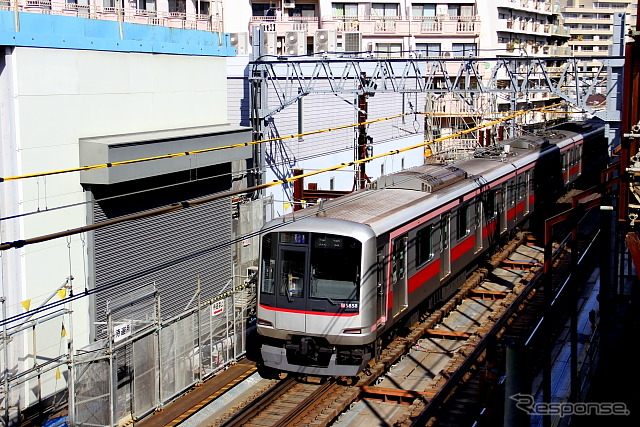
<box><xmin>113</xmin><ymin>322</ymin><xmax>132</xmax><ymax>343</ymax></box>
<box><xmin>211</xmin><ymin>300</ymin><xmax>225</xmax><ymax>317</ymax></box>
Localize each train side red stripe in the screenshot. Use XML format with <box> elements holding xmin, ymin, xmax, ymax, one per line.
<box><xmin>259</xmin><ymin>305</ymin><xmax>359</xmax><ymax>317</ymax></box>
<box><xmin>452</xmin><ymin>235</ymin><xmax>475</xmax><ymax>261</ymax></box>
<box><xmin>408</xmin><ymin>259</ymin><xmax>440</xmax><ymax>294</ymax></box>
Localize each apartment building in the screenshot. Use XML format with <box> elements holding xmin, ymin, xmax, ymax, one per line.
<box><xmin>224</xmin><ymin>1</ymin><xmax>570</xmax><ymax>59</ymax></box>
<box><xmin>231</xmin><ymin>1</ymin><xmax>480</xmax><ymax>58</ymax></box>
<box><xmin>0</xmin><ymin>0</ymin><xmax>225</xmax><ymax>30</ymax></box>
<box><xmin>561</xmin><ymin>0</ymin><xmax>637</xmax><ymax>57</ymax></box>
<box><xmin>0</xmin><ymin>1</ymin><xmax>573</xmax><ymax>60</ymax></box>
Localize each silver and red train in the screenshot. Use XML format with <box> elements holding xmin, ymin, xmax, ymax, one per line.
<box><xmin>253</xmin><ymin>119</ymin><xmax>607</xmax><ymax>377</ymax></box>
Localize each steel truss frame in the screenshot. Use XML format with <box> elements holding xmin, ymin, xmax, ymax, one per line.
<box><xmin>250</xmin><ymin>55</ymin><xmax>621</xmax><ymax>121</ymax></box>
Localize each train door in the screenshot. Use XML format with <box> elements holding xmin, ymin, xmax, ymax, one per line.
<box><xmin>524</xmin><ymin>171</ymin><xmax>531</xmax><ymax>215</ymax></box>
<box><xmin>440</xmin><ymin>214</ymin><xmax>451</xmax><ymax>279</ymax></box>
<box><xmin>500</xmin><ymin>183</ymin><xmax>508</xmax><ymax>233</ymax></box>
<box><xmin>377</xmin><ymin>248</ymin><xmax>387</xmax><ymax>325</ymax></box>
<box><xmin>577</xmin><ymin>144</ymin><xmax>583</xmax><ymax>177</ymax></box>
<box><xmin>391</xmin><ymin>235</ymin><xmax>408</xmax><ymax>317</ymax></box>
<box><xmin>475</xmin><ymin>200</ymin><xmax>483</xmax><ymax>253</ymax></box>
<box><xmin>277</xmin><ymin>245</ymin><xmax>309</xmax><ymax>318</ymax></box>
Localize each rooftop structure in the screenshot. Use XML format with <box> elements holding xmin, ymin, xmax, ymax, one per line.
<box><xmin>560</xmin><ymin>0</ymin><xmax>637</xmax><ymax>58</ymax></box>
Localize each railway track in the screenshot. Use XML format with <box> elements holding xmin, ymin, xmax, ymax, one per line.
<box><xmin>409</xmin><ymin>208</ymin><xmax>602</xmax><ymax>426</ymax></box>
<box><xmin>163</xmin><ymin>211</ymin><xmax>601</xmax><ymax>427</ymax></box>
<box><xmin>206</xmin><ymin>231</ymin><xmax>553</xmax><ymax>426</ymax></box>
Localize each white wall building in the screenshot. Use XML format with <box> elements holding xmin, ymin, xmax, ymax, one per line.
<box><xmin>0</xmin><ymin>11</ymin><xmax>245</xmax><ymax>420</ymax></box>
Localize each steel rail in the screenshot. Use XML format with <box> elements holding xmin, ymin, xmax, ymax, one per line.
<box><xmin>219</xmin><ymin>377</ymin><xmax>297</xmax><ymax>427</ymax></box>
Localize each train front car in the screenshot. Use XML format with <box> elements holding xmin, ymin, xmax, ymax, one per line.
<box><xmin>256</xmin><ymin>217</ymin><xmax>378</xmax><ymax>378</ymax></box>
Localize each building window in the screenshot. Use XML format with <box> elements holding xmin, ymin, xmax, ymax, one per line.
<box><xmin>252</xmin><ymin>3</ymin><xmax>273</xmax><ymax>16</ymax></box>
<box><xmin>168</xmin><ymin>0</ymin><xmax>186</xmax><ymax>13</ymax></box>
<box><xmin>137</xmin><ymin>0</ymin><xmax>156</xmax><ymax>11</ymax></box>
<box><xmin>371</xmin><ymin>3</ymin><xmax>399</xmax><ymax>19</ymax></box>
<box><xmin>197</xmin><ymin>1</ymin><xmax>209</xmax><ymax>15</ymax></box>
<box><xmin>412</xmin><ymin>3</ymin><xmax>436</xmax><ymax>19</ymax></box>
<box><xmin>332</xmin><ymin>3</ymin><xmax>358</xmax><ymax>19</ymax></box>
<box><xmin>287</xmin><ymin>4</ymin><xmax>315</xmax><ymax>19</ymax></box>
<box><xmin>452</xmin><ymin>43</ymin><xmax>477</xmax><ymax>57</ymax></box>
<box><xmin>376</xmin><ymin>43</ymin><xmax>402</xmax><ymax>58</ymax></box>
<box><xmin>416</xmin><ymin>43</ymin><xmax>441</xmax><ymax>57</ymax></box>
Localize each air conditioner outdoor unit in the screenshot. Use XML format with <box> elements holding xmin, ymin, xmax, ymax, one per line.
<box><xmin>264</xmin><ymin>31</ymin><xmax>277</xmax><ymax>55</ymax></box>
<box><xmin>283</xmin><ymin>0</ymin><xmax>295</xmax><ymax>8</ymax></box>
<box><xmin>284</xmin><ymin>30</ymin><xmax>306</xmax><ymax>56</ymax></box>
<box><xmin>229</xmin><ymin>32</ymin><xmax>248</xmax><ymax>55</ymax></box>
<box><xmin>343</xmin><ymin>32</ymin><xmax>362</xmax><ymax>54</ymax></box>
<box><xmin>314</xmin><ymin>29</ymin><xmax>336</xmax><ymax>55</ymax></box>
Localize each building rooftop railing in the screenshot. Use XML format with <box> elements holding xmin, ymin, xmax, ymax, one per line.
<box><xmin>0</xmin><ymin>0</ymin><xmax>223</xmax><ymax>31</ymax></box>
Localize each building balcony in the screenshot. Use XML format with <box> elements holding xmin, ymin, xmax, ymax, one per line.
<box><xmin>321</xmin><ymin>15</ymin><xmax>481</xmax><ymax>38</ymax></box>
<box><xmin>495</xmin><ymin>0</ymin><xmax>553</xmax><ymax>15</ymax></box>
<box><xmin>499</xmin><ymin>41</ymin><xmax>567</xmax><ymax>57</ymax></box>
<box><xmin>551</xmin><ymin>24</ymin><xmax>572</xmax><ymax>37</ymax></box>
<box><xmin>549</xmin><ymin>45</ymin><xmax>572</xmax><ymax>56</ymax></box>
<box><xmin>571</xmin><ymin>47</ymin><xmax>612</xmax><ymax>57</ymax></box>
<box><xmin>570</xmin><ymin>27</ymin><xmax>613</xmax><ymax>36</ymax></box>
<box><xmin>498</xmin><ymin>18</ymin><xmax>551</xmax><ymax>36</ymax></box>
<box><xmin>249</xmin><ymin>15</ymin><xmax>319</xmax><ymax>35</ymax></box>
<box><xmin>2</xmin><ymin>0</ymin><xmax>222</xmax><ymax>31</ymax></box>
<box><xmin>568</xmin><ymin>16</ymin><xmax>614</xmax><ymax>24</ymax></box>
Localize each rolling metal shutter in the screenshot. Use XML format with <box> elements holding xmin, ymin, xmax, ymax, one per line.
<box><xmin>91</xmin><ymin>165</ymin><xmax>233</xmax><ymax>337</ymax></box>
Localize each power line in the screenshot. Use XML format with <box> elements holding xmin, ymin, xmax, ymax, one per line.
<box><xmin>0</xmin><ymin>113</ymin><xmax>413</xmax><ymax>182</ymax></box>
<box><xmin>0</xmin><ymin>102</ymin><xmax>566</xmax><ymax>328</ymax></box>
<box><xmin>1</xmin><ymin>103</ymin><xmax>561</xmax><ymax>252</ymax></box>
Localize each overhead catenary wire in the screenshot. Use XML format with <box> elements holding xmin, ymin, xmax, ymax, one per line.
<box><xmin>0</xmin><ymin>116</ymin><xmax>418</xmax><ymax>222</ymax></box>
<box><xmin>0</xmin><ymin>106</ymin><xmax>537</xmax><ymax>222</ymax></box>
<box><xmin>0</xmin><ymin>108</ymin><xmax>556</xmax><ymax>183</ymax></box>
<box><xmin>0</xmin><ymin>102</ymin><xmax>565</xmax><ymax>253</ymax></box>
<box><xmin>0</xmin><ymin>101</ymin><xmax>569</xmax><ymax>327</ymax></box>
<box><xmin>0</xmin><ymin>113</ymin><xmax>413</xmax><ymax>183</ymax></box>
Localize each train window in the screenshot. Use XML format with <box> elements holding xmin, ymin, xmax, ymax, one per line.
<box><xmin>310</xmin><ymin>235</ymin><xmax>360</xmax><ymax>301</ymax></box>
<box><xmin>486</xmin><ymin>190</ymin><xmax>497</xmax><ymax>219</ymax></box>
<box><xmin>501</xmin><ymin>183</ymin><xmax>508</xmax><ymax>232</ymax></box>
<box><xmin>280</xmin><ymin>250</ymin><xmax>306</xmax><ymax>299</ymax></box>
<box><xmin>508</xmin><ymin>180</ymin><xmax>515</xmax><ymax>207</ymax></box>
<box><xmin>261</xmin><ymin>234</ymin><xmax>276</xmax><ymax>295</ymax></box>
<box><xmin>578</xmin><ymin>145</ymin><xmax>583</xmax><ymax>175</ymax></box>
<box><xmin>524</xmin><ymin>171</ymin><xmax>531</xmax><ymax>214</ymax></box>
<box><xmin>392</xmin><ymin>238</ymin><xmax>405</xmax><ymax>283</ymax></box>
<box><xmin>416</xmin><ymin>225</ymin><xmax>434</xmax><ymax>267</ymax></box>
<box><xmin>517</xmin><ymin>176</ymin><xmax>524</xmax><ymax>201</ymax></box>
<box><xmin>457</xmin><ymin>205</ymin><xmax>469</xmax><ymax>240</ymax></box>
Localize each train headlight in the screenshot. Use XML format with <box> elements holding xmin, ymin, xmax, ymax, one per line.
<box><xmin>343</xmin><ymin>328</ymin><xmax>362</xmax><ymax>335</ymax></box>
<box><xmin>257</xmin><ymin>318</ymin><xmax>273</xmax><ymax>327</ymax></box>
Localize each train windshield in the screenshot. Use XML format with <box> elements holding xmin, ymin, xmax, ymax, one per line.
<box><xmin>310</xmin><ymin>235</ymin><xmax>360</xmax><ymax>301</ymax></box>
<box><xmin>260</xmin><ymin>232</ymin><xmax>361</xmax><ymax>302</ymax></box>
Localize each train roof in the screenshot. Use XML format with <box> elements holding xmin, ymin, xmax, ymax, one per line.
<box><xmin>266</xmin><ymin>122</ymin><xmax>598</xmax><ymax>237</ymax></box>
<box><xmin>271</xmin><ymin>157</ymin><xmax>516</xmax><ymax>237</ymax></box>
